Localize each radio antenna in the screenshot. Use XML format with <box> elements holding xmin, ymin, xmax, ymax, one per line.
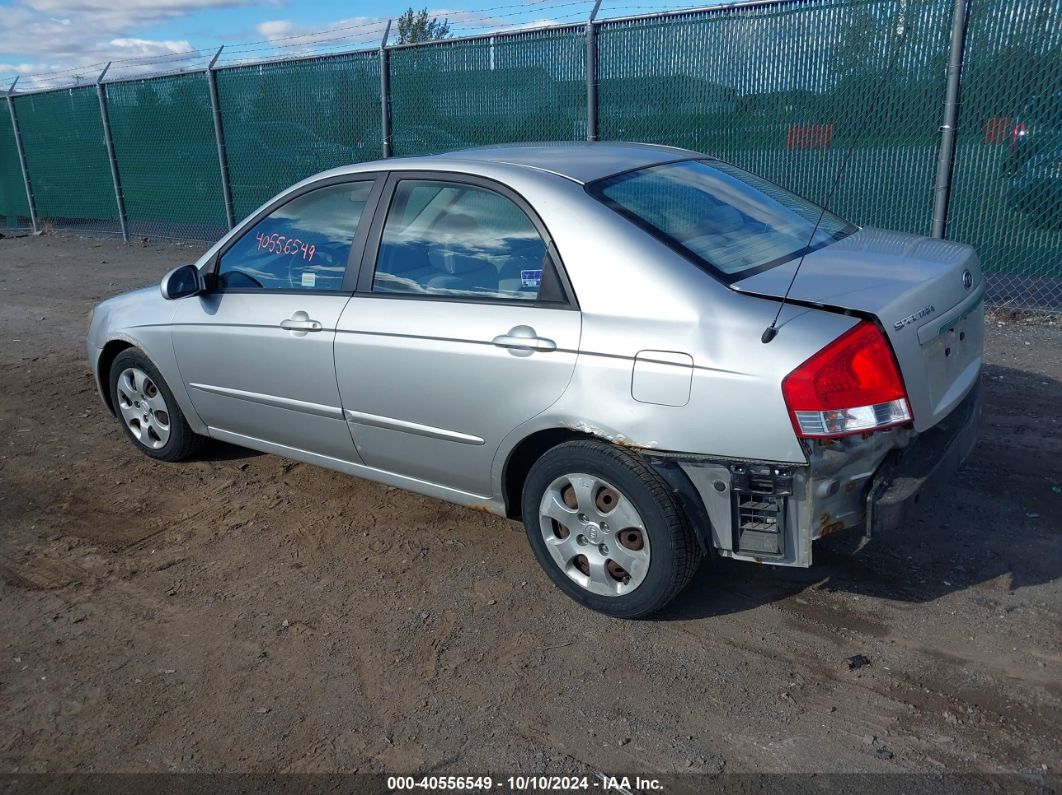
<box><xmin>761</xmin><ymin>19</ymin><xmax>910</xmax><ymax>344</ymax></box>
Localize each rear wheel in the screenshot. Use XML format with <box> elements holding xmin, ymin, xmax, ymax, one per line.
<box><xmin>521</xmin><ymin>440</ymin><xmax>701</xmax><ymax>618</ymax></box>
<box><xmin>109</xmin><ymin>349</ymin><xmax>202</xmax><ymax>462</ymax></box>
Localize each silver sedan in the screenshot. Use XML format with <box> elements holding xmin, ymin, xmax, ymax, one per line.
<box><xmin>88</xmin><ymin>142</ymin><xmax>984</xmax><ymax>617</ymax></box>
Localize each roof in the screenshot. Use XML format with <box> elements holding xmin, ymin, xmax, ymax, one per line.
<box><xmin>417</xmin><ymin>141</ymin><xmax>700</xmax><ymax>184</ymax></box>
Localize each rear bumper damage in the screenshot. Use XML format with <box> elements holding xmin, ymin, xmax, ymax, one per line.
<box><xmin>647</xmin><ymin>381</ymin><xmax>980</xmax><ymax>567</ymax></box>
<box><xmin>866</xmin><ymin>382</ymin><xmax>980</xmax><ymax>536</ymax></box>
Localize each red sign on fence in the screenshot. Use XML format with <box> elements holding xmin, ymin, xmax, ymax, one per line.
<box><xmin>984</xmin><ymin>117</ymin><xmax>1026</xmax><ymax>146</ymax></box>
<box><xmin>786</xmin><ymin>124</ymin><xmax>834</xmax><ymax>150</ymax></box>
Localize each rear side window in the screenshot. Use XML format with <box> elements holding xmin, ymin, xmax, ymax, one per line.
<box><xmin>588</xmin><ymin>159</ymin><xmax>855</xmax><ymax>280</ymax></box>
<box><xmin>216</xmin><ymin>181</ymin><xmax>373</xmax><ymax>291</ymax></box>
<box><xmin>371</xmin><ymin>179</ymin><xmax>563</xmax><ymax>302</ymax></box>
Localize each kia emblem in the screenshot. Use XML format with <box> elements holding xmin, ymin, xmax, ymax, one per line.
<box><xmin>961</xmin><ymin>269</ymin><xmax>973</xmax><ymax>289</ymax></box>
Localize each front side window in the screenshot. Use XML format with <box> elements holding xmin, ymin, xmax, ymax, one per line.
<box><xmin>588</xmin><ymin>159</ymin><xmax>856</xmax><ymax>279</ymax></box>
<box><xmin>372</xmin><ymin>180</ymin><xmax>561</xmax><ymax>302</ymax></box>
<box><xmin>216</xmin><ymin>181</ymin><xmax>373</xmax><ymax>291</ymax></box>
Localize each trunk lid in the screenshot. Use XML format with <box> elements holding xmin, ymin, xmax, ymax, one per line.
<box><xmin>732</xmin><ymin>227</ymin><xmax>985</xmax><ymax>431</ymax></box>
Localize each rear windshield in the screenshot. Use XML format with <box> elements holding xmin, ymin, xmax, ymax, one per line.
<box><xmin>587</xmin><ymin>159</ymin><xmax>856</xmax><ymax>280</ymax></box>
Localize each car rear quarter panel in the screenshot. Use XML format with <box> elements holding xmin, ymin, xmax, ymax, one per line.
<box><xmin>480</xmin><ymin>170</ymin><xmax>863</xmax><ymax>474</ymax></box>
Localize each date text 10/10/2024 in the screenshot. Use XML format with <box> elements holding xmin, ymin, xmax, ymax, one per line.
<box><xmin>385</xmin><ymin>775</ymin><xmax>664</xmax><ymax>791</ymax></box>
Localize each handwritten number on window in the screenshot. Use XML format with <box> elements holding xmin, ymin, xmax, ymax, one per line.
<box><xmin>255</xmin><ymin>230</ymin><xmax>315</xmax><ymax>262</ymax></box>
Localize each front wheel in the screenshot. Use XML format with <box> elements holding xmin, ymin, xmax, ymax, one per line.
<box><xmin>109</xmin><ymin>348</ymin><xmax>202</xmax><ymax>462</ymax></box>
<box><xmin>521</xmin><ymin>440</ymin><xmax>701</xmax><ymax>618</ymax></box>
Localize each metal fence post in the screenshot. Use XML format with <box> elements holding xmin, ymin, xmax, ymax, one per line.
<box><xmin>207</xmin><ymin>46</ymin><xmax>236</xmax><ymax>230</ymax></box>
<box><xmin>585</xmin><ymin>0</ymin><xmax>603</xmax><ymax>142</ymax></box>
<box><xmin>5</xmin><ymin>77</ymin><xmax>39</xmax><ymax>233</ymax></box>
<box><xmin>380</xmin><ymin>20</ymin><xmax>393</xmax><ymax>158</ymax></box>
<box><xmin>931</xmin><ymin>0</ymin><xmax>971</xmax><ymax>238</ymax></box>
<box><xmin>96</xmin><ymin>63</ymin><xmax>129</xmax><ymax>241</ymax></box>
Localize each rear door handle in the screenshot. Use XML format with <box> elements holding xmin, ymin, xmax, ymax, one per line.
<box><xmin>280</xmin><ymin>310</ymin><xmax>322</xmax><ymax>332</ymax></box>
<box><xmin>492</xmin><ymin>325</ymin><xmax>557</xmax><ymax>352</ymax></box>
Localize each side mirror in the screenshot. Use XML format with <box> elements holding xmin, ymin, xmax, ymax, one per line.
<box><xmin>160</xmin><ymin>264</ymin><xmax>202</xmax><ymax>300</ymax></box>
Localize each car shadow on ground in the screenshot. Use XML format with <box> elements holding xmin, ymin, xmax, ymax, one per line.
<box><xmin>188</xmin><ymin>438</ymin><xmax>265</xmax><ymax>462</ymax></box>
<box><xmin>653</xmin><ymin>364</ymin><xmax>1062</xmax><ymax>621</ymax></box>
<box><xmin>656</xmin><ymin>505</ymin><xmax>1059</xmax><ymax>621</ymax></box>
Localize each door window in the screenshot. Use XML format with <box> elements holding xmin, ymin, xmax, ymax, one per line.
<box><xmin>216</xmin><ymin>181</ymin><xmax>373</xmax><ymax>291</ymax></box>
<box><xmin>372</xmin><ymin>180</ymin><xmax>562</xmax><ymax>302</ymax></box>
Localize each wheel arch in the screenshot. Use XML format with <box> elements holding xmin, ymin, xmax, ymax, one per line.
<box><xmin>97</xmin><ymin>339</ymin><xmax>135</xmax><ymax>416</ymax></box>
<box><xmin>501</xmin><ymin>427</ymin><xmax>715</xmax><ymax>555</ymax></box>
<box><xmin>501</xmin><ymin>428</ymin><xmax>597</xmax><ymax>520</ymax></box>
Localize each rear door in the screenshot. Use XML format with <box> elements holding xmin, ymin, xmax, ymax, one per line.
<box><xmin>333</xmin><ymin>172</ymin><xmax>581</xmax><ymax>497</ymax></box>
<box><xmin>171</xmin><ymin>175</ymin><xmax>382</xmax><ymax>461</ymax></box>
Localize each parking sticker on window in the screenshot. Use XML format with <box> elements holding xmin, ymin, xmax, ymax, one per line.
<box><xmin>520</xmin><ymin>269</ymin><xmax>542</xmax><ymax>289</ymax></box>
<box><xmin>301</xmin><ymin>272</ymin><xmax>316</xmax><ymax>288</ymax></box>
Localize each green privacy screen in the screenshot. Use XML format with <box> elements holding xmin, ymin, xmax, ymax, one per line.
<box><xmin>389</xmin><ymin>27</ymin><xmax>587</xmax><ymax>157</ymax></box>
<box><xmin>216</xmin><ymin>51</ymin><xmax>381</xmax><ymax>220</ymax></box>
<box><xmin>0</xmin><ymin>108</ymin><xmax>29</xmax><ymax>230</ymax></box>
<box><xmin>948</xmin><ymin>0</ymin><xmax>1062</xmax><ymax>307</ymax></box>
<box><xmin>599</xmin><ymin>0</ymin><xmax>954</xmax><ymax>237</ymax></box>
<box><xmin>106</xmin><ymin>73</ymin><xmax>227</xmax><ymax>240</ymax></box>
<box><xmin>12</xmin><ymin>87</ymin><xmax>118</xmax><ymax>233</ymax></box>
<box><xmin>1</xmin><ymin>0</ymin><xmax>1060</xmax><ymax>307</ymax></box>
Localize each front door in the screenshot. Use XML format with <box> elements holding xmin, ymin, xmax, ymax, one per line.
<box><xmin>171</xmin><ymin>177</ymin><xmax>379</xmax><ymax>462</ymax></box>
<box><xmin>334</xmin><ymin>175</ymin><xmax>581</xmax><ymax>496</ymax></box>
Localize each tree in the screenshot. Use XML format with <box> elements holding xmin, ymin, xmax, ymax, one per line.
<box><xmin>397</xmin><ymin>7</ymin><xmax>451</xmax><ymax>44</ymax></box>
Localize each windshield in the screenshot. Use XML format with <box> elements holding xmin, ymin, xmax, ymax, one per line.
<box><xmin>588</xmin><ymin>159</ymin><xmax>856</xmax><ymax>280</ymax></box>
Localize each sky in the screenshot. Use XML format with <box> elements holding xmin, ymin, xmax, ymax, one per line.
<box><xmin>0</xmin><ymin>0</ymin><xmax>704</xmax><ymax>88</ymax></box>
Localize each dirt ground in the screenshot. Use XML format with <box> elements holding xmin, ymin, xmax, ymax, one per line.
<box><xmin>0</xmin><ymin>232</ymin><xmax>1059</xmax><ymax>781</ymax></box>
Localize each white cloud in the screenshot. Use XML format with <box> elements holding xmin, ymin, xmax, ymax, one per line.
<box><xmin>255</xmin><ymin>20</ymin><xmax>296</xmax><ymax>39</ymax></box>
<box><xmin>0</xmin><ymin>63</ymin><xmax>44</xmax><ymax>76</ymax></box>
<box><xmin>25</xmin><ymin>0</ymin><xmax>270</xmax><ymax>13</ymax></box>
<box><xmin>108</xmin><ymin>37</ymin><xmax>194</xmax><ymax>54</ymax></box>
<box><xmin>229</xmin><ymin>15</ymin><xmax>390</xmax><ymax>63</ymax></box>
<box><xmin>0</xmin><ymin>0</ymin><xmax>273</xmax><ymax>87</ymax></box>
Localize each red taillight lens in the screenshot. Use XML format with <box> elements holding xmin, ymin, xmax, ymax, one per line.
<box><xmin>782</xmin><ymin>321</ymin><xmax>912</xmax><ymax>438</ymax></box>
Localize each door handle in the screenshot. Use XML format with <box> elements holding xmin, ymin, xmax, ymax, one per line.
<box><xmin>492</xmin><ymin>325</ymin><xmax>557</xmax><ymax>352</ymax></box>
<box><xmin>280</xmin><ymin>311</ymin><xmax>322</xmax><ymax>332</ymax></box>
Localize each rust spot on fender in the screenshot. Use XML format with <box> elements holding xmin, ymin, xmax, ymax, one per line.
<box><xmin>821</xmin><ymin>521</ymin><xmax>845</xmax><ymax>537</ymax></box>
<box><xmin>819</xmin><ymin>511</ymin><xmax>845</xmax><ymax>537</ymax></box>
<box><xmin>561</xmin><ymin>422</ymin><xmax>657</xmax><ymax>450</ymax></box>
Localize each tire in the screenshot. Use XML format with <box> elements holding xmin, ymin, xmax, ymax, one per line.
<box><xmin>109</xmin><ymin>348</ymin><xmax>202</xmax><ymax>462</ymax></box>
<box><xmin>521</xmin><ymin>439</ymin><xmax>701</xmax><ymax>618</ymax></box>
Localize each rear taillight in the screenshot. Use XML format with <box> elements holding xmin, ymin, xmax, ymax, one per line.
<box><xmin>782</xmin><ymin>321</ymin><xmax>912</xmax><ymax>438</ymax></box>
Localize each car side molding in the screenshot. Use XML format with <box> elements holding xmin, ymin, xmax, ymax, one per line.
<box><xmin>344</xmin><ymin>409</ymin><xmax>486</xmax><ymax>446</ymax></box>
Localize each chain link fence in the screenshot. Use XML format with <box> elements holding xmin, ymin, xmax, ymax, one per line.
<box><xmin>0</xmin><ymin>0</ymin><xmax>1059</xmax><ymax>308</ymax></box>
<box><xmin>389</xmin><ymin>26</ymin><xmax>587</xmax><ymax>156</ymax></box>
<box><xmin>106</xmin><ymin>73</ymin><xmax>228</xmax><ymax>241</ymax></box>
<box><xmin>0</xmin><ymin>106</ymin><xmax>30</xmax><ymax>230</ymax></box>
<box><xmin>948</xmin><ymin>0</ymin><xmax>1062</xmax><ymax>308</ymax></box>
<box><xmin>9</xmin><ymin>86</ymin><xmax>119</xmax><ymax>234</ymax></box>
<box><xmin>217</xmin><ymin>51</ymin><xmax>382</xmax><ymax>220</ymax></box>
<box><xmin>599</xmin><ymin>0</ymin><xmax>955</xmax><ymax>235</ymax></box>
